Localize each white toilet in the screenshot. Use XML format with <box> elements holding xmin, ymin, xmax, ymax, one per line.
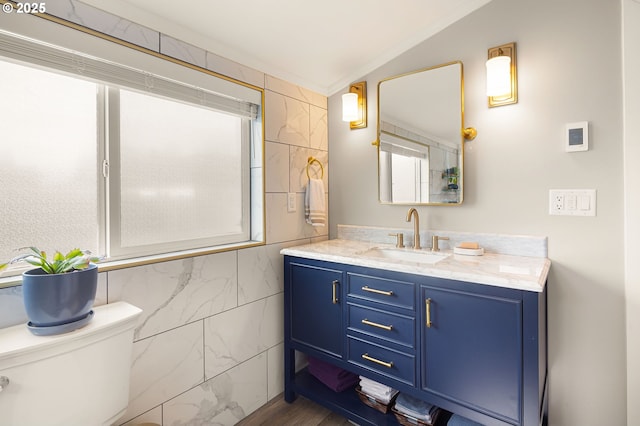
<box><xmin>0</xmin><ymin>301</ymin><xmax>142</xmax><ymax>426</ymax></box>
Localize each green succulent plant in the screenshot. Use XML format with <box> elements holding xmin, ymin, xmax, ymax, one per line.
<box><xmin>0</xmin><ymin>247</ymin><xmax>100</xmax><ymax>274</ymax></box>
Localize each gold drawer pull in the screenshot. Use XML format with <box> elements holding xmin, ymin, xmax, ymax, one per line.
<box><xmin>362</xmin><ymin>353</ymin><xmax>394</xmax><ymax>369</ymax></box>
<box><xmin>361</xmin><ymin>286</ymin><xmax>393</xmax><ymax>296</ymax></box>
<box><xmin>361</xmin><ymin>318</ymin><xmax>393</xmax><ymax>331</ymax></box>
<box><xmin>426</xmin><ymin>298</ymin><xmax>432</xmax><ymax>328</ymax></box>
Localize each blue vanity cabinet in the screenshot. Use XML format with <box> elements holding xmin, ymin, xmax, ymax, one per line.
<box><xmin>283</xmin><ymin>255</ymin><xmax>547</xmax><ymax>426</ymax></box>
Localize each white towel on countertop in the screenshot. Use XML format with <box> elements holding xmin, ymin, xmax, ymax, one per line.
<box><xmin>305</xmin><ymin>178</ymin><xmax>326</xmax><ymax>227</ymax></box>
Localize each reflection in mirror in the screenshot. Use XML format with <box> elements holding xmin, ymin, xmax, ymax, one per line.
<box><xmin>378</xmin><ymin>61</ymin><xmax>464</xmax><ymax>205</ymax></box>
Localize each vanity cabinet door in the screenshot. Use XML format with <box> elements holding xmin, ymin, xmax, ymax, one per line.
<box><xmin>288</xmin><ymin>261</ymin><xmax>344</xmax><ymax>359</ymax></box>
<box><xmin>420</xmin><ymin>284</ymin><xmax>523</xmax><ymax>425</ymax></box>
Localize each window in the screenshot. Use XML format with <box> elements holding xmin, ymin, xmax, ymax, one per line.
<box><xmin>110</xmin><ymin>89</ymin><xmax>251</xmax><ymax>256</ymax></box>
<box><xmin>0</xmin><ymin>60</ymin><xmax>100</xmax><ymax>260</ymax></box>
<box><xmin>0</xmin><ymin>29</ymin><xmax>263</xmax><ymax>274</ymax></box>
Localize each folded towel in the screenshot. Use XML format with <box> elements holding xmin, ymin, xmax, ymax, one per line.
<box><xmin>309</xmin><ymin>357</ymin><xmax>354</xmax><ymax>378</ymax></box>
<box><xmin>360</xmin><ymin>383</ymin><xmax>397</xmax><ymax>398</ymax></box>
<box><xmin>359</xmin><ymin>376</ymin><xmax>398</xmax><ymax>403</ymax></box>
<box><xmin>394</xmin><ymin>393</ymin><xmax>438</xmax><ymax>423</ymax></box>
<box><xmin>359</xmin><ymin>376</ymin><xmax>395</xmax><ymax>392</ymax></box>
<box><xmin>360</xmin><ymin>387</ymin><xmax>398</xmax><ymax>404</ymax></box>
<box><xmin>307</xmin><ymin>357</ymin><xmax>358</xmax><ymax>392</ymax></box>
<box><xmin>309</xmin><ymin>367</ymin><xmax>358</xmax><ymax>392</ymax></box>
<box><xmin>305</xmin><ymin>178</ymin><xmax>326</xmax><ymax>227</ymax></box>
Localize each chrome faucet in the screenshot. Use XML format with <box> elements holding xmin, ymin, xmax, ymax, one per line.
<box><xmin>406</xmin><ymin>208</ymin><xmax>421</xmax><ymax>250</ymax></box>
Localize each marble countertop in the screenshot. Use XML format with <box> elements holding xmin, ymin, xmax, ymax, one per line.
<box><xmin>281</xmin><ymin>239</ymin><xmax>550</xmax><ymax>292</ymax></box>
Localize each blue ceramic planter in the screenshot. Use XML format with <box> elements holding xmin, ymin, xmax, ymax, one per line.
<box><xmin>22</xmin><ymin>264</ymin><xmax>98</xmax><ymax>330</ymax></box>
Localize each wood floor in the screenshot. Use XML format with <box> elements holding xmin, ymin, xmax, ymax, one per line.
<box><xmin>236</xmin><ymin>394</ymin><xmax>352</xmax><ymax>426</ymax></box>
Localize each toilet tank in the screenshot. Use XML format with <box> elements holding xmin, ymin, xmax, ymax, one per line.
<box><xmin>0</xmin><ymin>301</ymin><xmax>142</xmax><ymax>426</ymax></box>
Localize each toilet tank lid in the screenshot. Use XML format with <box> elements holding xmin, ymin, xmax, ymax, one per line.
<box><xmin>0</xmin><ymin>302</ymin><xmax>142</xmax><ymax>361</ymax></box>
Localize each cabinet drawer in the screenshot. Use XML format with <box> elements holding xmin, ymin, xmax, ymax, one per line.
<box><xmin>348</xmin><ymin>273</ymin><xmax>414</xmax><ymax>310</ymax></box>
<box><xmin>348</xmin><ymin>337</ymin><xmax>415</xmax><ymax>386</ymax></box>
<box><xmin>348</xmin><ymin>303</ymin><xmax>415</xmax><ymax>348</ymax></box>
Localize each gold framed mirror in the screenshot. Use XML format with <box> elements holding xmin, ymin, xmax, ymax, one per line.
<box><xmin>376</xmin><ymin>61</ymin><xmax>471</xmax><ymax>205</ymax></box>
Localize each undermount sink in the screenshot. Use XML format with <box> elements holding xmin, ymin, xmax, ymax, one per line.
<box><xmin>358</xmin><ymin>247</ymin><xmax>450</xmax><ymax>264</ymax></box>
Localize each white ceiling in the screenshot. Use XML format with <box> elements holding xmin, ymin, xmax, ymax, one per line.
<box><xmin>80</xmin><ymin>0</ymin><xmax>492</xmax><ymax>95</ymax></box>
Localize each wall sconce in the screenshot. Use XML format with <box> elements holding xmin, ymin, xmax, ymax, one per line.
<box><xmin>486</xmin><ymin>42</ymin><xmax>517</xmax><ymax>107</ymax></box>
<box><xmin>342</xmin><ymin>81</ymin><xmax>367</xmax><ymax>129</ymax></box>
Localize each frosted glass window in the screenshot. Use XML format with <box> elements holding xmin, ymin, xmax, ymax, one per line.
<box><xmin>110</xmin><ymin>89</ymin><xmax>249</xmax><ymax>256</ymax></box>
<box><xmin>0</xmin><ymin>60</ymin><xmax>98</xmax><ymax>261</ymax></box>
<box><xmin>0</xmin><ymin>29</ymin><xmax>263</xmax><ymax>276</ymax></box>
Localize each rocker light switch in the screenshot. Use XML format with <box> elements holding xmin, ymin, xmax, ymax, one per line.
<box><xmin>579</xmin><ymin>194</ymin><xmax>591</xmax><ymax>211</ymax></box>
<box><xmin>287</xmin><ymin>193</ymin><xmax>296</xmax><ymax>212</ymax></box>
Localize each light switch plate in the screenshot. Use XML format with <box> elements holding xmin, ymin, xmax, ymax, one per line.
<box><xmin>549</xmin><ymin>189</ymin><xmax>596</xmax><ymax>216</ymax></box>
<box><xmin>287</xmin><ymin>193</ymin><xmax>296</xmax><ymax>212</ymax></box>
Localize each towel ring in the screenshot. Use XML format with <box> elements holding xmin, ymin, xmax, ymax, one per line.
<box><xmin>306</xmin><ymin>156</ymin><xmax>324</xmax><ymax>180</ymax></box>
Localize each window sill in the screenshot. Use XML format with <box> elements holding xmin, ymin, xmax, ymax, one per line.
<box><xmin>0</xmin><ymin>240</ymin><xmax>265</xmax><ymax>289</ymax></box>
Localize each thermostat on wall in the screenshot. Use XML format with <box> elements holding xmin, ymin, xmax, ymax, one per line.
<box><xmin>565</xmin><ymin>121</ymin><xmax>589</xmax><ymax>152</ymax></box>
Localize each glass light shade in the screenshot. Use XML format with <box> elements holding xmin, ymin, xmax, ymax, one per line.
<box><xmin>486</xmin><ymin>56</ymin><xmax>512</xmax><ymax>96</ymax></box>
<box><xmin>342</xmin><ymin>92</ymin><xmax>359</xmax><ymax>122</ymax></box>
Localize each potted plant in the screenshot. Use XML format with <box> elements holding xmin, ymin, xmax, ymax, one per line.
<box><xmin>1</xmin><ymin>247</ymin><xmax>100</xmax><ymax>335</ymax></box>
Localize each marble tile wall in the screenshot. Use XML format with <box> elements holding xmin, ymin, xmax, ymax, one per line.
<box><xmin>0</xmin><ymin>1</ymin><xmax>328</xmax><ymax>425</ymax></box>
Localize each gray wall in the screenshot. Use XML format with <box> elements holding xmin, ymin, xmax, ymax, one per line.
<box><xmin>328</xmin><ymin>0</ymin><xmax>626</xmax><ymax>424</ymax></box>
<box><xmin>624</xmin><ymin>0</ymin><xmax>640</xmax><ymax>424</ymax></box>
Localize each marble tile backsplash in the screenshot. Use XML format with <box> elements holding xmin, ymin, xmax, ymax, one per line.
<box><xmin>337</xmin><ymin>224</ymin><xmax>548</xmax><ymax>258</ymax></box>
<box><xmin>108</xmin><ymin>252</ymin><xmax>239</xmax><ymax>341</ymax></box>
<box><xmin>0</xmin><ymin>2</ymin><xmax>328</xmax><ymax>425</ymax></box>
